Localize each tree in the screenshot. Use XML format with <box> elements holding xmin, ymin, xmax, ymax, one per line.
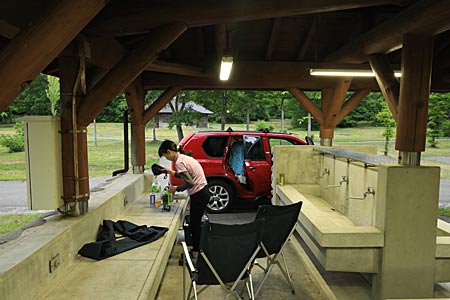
<box><xmin>9</xmin><ymin>74</ymin><xmax>50</xmax><ymax>117</ymax></box>
<box><xmin>96</xmin><ymin>93</ymin><xmax>128</xmax><ymax>122</ymax></box>
<box><xmin>46</xmin><ymin>75</ymin><xmax>60</xmax><ymax>116</ymax></box>
<box><xmin>427</xmin><ymin>93</ymin><xmax>450</xmax><ymax>147</ymax></box>
<box><xmin>376</xmin><ymin>103</ymin><xmax>395</xmax><ymax>155</ymax></box>
<box><xmin>168</xmin><ymin>91</ymin><xmax>203</xmax><ymax>141</ymax></box>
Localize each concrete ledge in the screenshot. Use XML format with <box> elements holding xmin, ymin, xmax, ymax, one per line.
<box><xmin>276</xmin><ymin>184</ymin><xmax>383</xmax><ymax>273</ymax></box>
<box><xmin>0</xmin><ymin>174</ymin><xmax>157</xmax><ymax>300</ymax></box>
<box><xmin>277</xmin><ymin>184</ymin><xmax>384</xmax><ymax>247</ymax></box>
<box><xmin>42</xmin><ymin>196</ymin><xmax>187</xmax><ymax>300</ymax></box>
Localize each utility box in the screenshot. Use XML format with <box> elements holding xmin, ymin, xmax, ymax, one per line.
<box><xmin>21</xmin><ymin>116</ymin><xmax>63</xmax><ymax>210</ymax></box>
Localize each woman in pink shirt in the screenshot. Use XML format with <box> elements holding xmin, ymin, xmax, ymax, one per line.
<box><xmin>158</xmin><ymin>140</ymin><xmax>209</xmax><ymax>254</ymax></box>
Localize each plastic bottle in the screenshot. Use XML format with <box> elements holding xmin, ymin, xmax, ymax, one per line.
<box><xmin>151</xmin><ymin>177</ymin><xmax>161</xmax><ymax>193</ymax></box>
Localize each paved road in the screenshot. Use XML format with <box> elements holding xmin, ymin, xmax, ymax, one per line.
<box><xmin>1</xmin><ymin>177</ymin><xmax>450</xmax><ymax>213</ymax></box>
<box><xmin>0</xmin><ymin>176</ymin><xmax>111</xmax><ymax>214</ymax></box>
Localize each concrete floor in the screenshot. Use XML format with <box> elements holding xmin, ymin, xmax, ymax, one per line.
<box><xmin>156</xmin><ymin>233</ymin><xmax>331</xmax><ymax>300</ymax></box>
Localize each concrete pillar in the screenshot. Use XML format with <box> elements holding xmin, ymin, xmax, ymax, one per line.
<box><xmin>373</xmin><ymin>165</ymin><xmax>440</xmax><ymax>299</ymax></box>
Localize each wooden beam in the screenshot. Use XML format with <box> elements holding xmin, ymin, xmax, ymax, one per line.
<box><xmin>146</xmin><ymin>60</ymin><xmax>210</xmax><ymax>77</ymax></box>
<box><xmin>326</xmin><ymin>0</ymin><xmax>450</xmax><ymax>63</ymax></box>
<box><xmin>86</xmin><ymin>0</ymin><xmax>403</xmax><ymax>36</ymax></box>
<box><xmin>78</xmin><ymin>23</ymin><xmax>187</xmax><ymax>126</ymax></box>
<box><xmin>0</xmin><ymin>19</ymin><xmax>20</xmax><ymax>39</ymax></box>
<box><xmin>297</xmin><ymin>18</ymin><xmax>317</xmax><ymax>61</ymax></box>
<box><xmin>143</xmin><ymin>87</ymin><xmax>183</xmax><ymax>124</ymax></box>
<box><xmin>369</xmin><ymin>54</ymin><xmax>399</xmax><ymax>121</ymax></box>
<box><xmin>288</xmin><ymin>87</ymin><xmax>324</xmax><ymax>124</ymax></box>
<box><xmin>265</xmin><ymin>18</ymin><xmax>282</xmax><ymax>60</ymax></box>
<box><xmin>396</xmin><ymin>34</ymin><xmax>433</xmax><ymax>152</ymax></box>
<box><xmin>334</xmin><ymin>88</ymin><xmax>370</xmax><ymax>125</ymax></box>
<box><xmin>0</xmin><ymin>0</ymin><xmax>106</xmax><ymax>113</ymax></box>
<box><xmin>142</xmin><ymin>61</ymin><xmax>380</xmax><ymax>90</ymax></box>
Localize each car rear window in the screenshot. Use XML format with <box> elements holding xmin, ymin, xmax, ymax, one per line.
<box><xmin>268</xmin><ymin>138</ymin><xmax>301</xmax><ymax>153</ymax></box>
<box><xmin>202</xmin><ymin>136</ymin><xmax>228</xmax><ymax>157</ymax></box>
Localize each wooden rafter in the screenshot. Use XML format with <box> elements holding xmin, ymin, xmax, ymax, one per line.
<box><xmin>86</xmin><ymin>0</ymin><xmax>403</xmax><ymax>36</ymax></box>
<box><xmin>78</xmin><ymin>23</ymin><xmax>187</xmax><ymax>126</ymax></box>
<box><xmin>326</xmin><ymin>0</ymin><xmax>450</xmax><ymax>63</ymax></box>
<box><xmin>147</xmin><ymin>60</ymin><xmax>210</xmax><ymax>77</ymax></box>
<box><xmin>265</xmin><ymin>18</ymin><xmax>282</xmax><ymax>60</ymax></box>
<box><xmin>142</xmin><ymin>87</ymin><xmax>183</xmax><ymax>124</ymax></box>
<box><xmin>297</xmin><ymin>17</ymin><xmax>317</xmax><ymax>61</ymax></box>
<box><xmin>88</xmin><ymin>37</ymin><xmax>129</xmax><ymax>69</ymax></box>
<box><xmin>369</xmin><ymin>54</ymin><xmax>399</xmax><ymax>121</ymax></box>
<box><xmin>0</xmin><ymin>0</ymin><xmax>106</xmax><ymax>113</ymax></box>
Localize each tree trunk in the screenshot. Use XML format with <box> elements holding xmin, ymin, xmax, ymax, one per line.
<box><xmin>221</xmin><ymin>91</ymin><xmax>227</xmax><ymax>130</ymax></box>
<box><xmin>176</xmin><ymin>125</ymin><xmax>184</xmax><ymax>141</ymax></box>
<box><xmin>246</xmin><ymin>109</ymin><xmax>250</xmax><ymax>130</ymax></box>
<box><xmin>280</xmin><ymin>98</ymin><xmax>285</xmax><ymax>132</ymax></box>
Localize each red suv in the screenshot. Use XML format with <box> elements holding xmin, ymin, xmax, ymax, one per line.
<box><xmin>171</xmin><ymin>128</ymin><xmax>308</xmax><ymax>213</ymax></box>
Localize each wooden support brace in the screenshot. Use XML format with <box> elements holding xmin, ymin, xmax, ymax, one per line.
<box><xmin>369</xmin><ymin>54</ymin><xmax>399</xmax><ymax>121</ymax></box>
<box><xmin>0</xmin><ymin>0</ymin><xmax>106</xmax><ymax>113</ymax></box>
<box><xmin>143</xmin><ymin>87</ymin><xmax>183</xmax><ymax>124</ymax></box>
<box><xmin>288</xmin><ymin>87</ymin><xmax>323</xmax><ymax>124</ymax></box>
<box><xmin>78</xmin><ymin>22</ymin><xmax>187</xmax><ymax>126</ymax></box>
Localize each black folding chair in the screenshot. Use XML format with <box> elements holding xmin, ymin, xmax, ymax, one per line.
<box><xmin>252</xmin><ymin>201</ymin><xmax>302</xmax><ymax>297</ymax></box>
<box><xmin>182</xmin><ymin>219</ymin><xmax>265</xmax><ymax>300</ymax></box>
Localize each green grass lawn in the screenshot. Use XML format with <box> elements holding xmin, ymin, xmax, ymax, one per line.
<box><xmin>0</xmin><ymin>213</ymin><xmax>41</xmax><ymax>235</ymax></box>
<box><xmin>1</xmin><ymin>121</ymin><xmax>450</xmax><ymax>230</ymax></box>
<box><xmin>1</xmin><ymin>122</ymin><xmax>450</xmax><ymax>180</ymax></box>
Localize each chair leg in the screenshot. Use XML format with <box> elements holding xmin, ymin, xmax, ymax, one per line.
<box><xmin>279</xmin><ymin>253</ymin><xmax>295</xmax><ymax>294</ymax></box>
<box><xmin>247</xmin><ymin>273</ymin><xmax>255</xmax><ymax>300</ymax></box>
<box><xmin>192</xmin><ymin>281</ymin><xmax>198</xmax><ymax>300</ymax></box>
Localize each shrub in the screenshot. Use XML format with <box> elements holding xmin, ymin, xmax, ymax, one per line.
<box><xmin>0</xmin><ymin>122</ymin><xmax>25</xmax><ymax>152</ymax></box>
<box><xmin>255</xmin><ymin>120</ymin><xmax>274</xmax><ymax>132</ymax></box>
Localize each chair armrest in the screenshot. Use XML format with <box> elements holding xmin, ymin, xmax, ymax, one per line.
<box><xmin>181</xmin><ymin>241</ymin><xmax>196</xmax><ymax>273</ymax></box>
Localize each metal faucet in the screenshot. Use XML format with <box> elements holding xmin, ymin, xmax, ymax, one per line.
<box><xmin>347</xmin><ymin>187</ymin><xmax>375</xmax><ymax>200</ymax></box>
<box><xmin>325</xmin><ymin>176</ymin><xmax>348</xmax><ymax>189</ymax></box>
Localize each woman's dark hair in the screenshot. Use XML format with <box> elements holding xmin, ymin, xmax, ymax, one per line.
<box><xmin>158</xmin><ymin>140</ymin><xmax>187</xmax><ymax>157</ymax></box>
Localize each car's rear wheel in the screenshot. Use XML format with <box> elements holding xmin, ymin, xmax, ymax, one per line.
<box><xmin>206</xmin><ymin>179</ymin><xmax>234</xmax><ymax>213</ymax></box>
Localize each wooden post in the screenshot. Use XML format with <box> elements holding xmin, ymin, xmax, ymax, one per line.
<box><xmin>59</xmin><ymin>47</ymin><xmax>90</xmax><ymax>215</ymax></box>
<box><xmin>125</xmin><ymin>79</ymin><xmax>146</xmax><ymax>173</ymax></box>
<box><xmin>320</xmin><ymin>88</ymin><xmax>334</xmax><ymax>146</ymax></box>
<box><xmin>396</xmin><ymin>34</ymin><xmax>433</xmax><ymax>165</ymax></box>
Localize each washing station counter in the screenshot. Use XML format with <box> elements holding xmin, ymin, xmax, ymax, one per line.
<box><xmin>271</xmin><ymin>145</ymin><xmax>450</xmax><ymax>300</ymax></box>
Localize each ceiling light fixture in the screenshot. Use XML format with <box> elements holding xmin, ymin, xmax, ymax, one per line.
<box><xmin>309</xmin><ymin>68</ymin><xmax>401</xmax><ymax>78</ymax></box>
<box><xmin>220</xmin><ymin>55</ymin><xmax>233</xmax><ymax>81</ymax></box>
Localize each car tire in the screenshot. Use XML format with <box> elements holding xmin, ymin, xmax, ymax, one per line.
<box><xmin>206</xmin><ymin>179</ymin><xmax>234</xmax><ymax>213</ymax></box>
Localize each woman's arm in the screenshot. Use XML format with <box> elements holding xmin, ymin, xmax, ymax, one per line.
<box><xmin>175</xmin><ymin>171</ymin><xmax>195</xmax><ymax>192</ymax></box>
